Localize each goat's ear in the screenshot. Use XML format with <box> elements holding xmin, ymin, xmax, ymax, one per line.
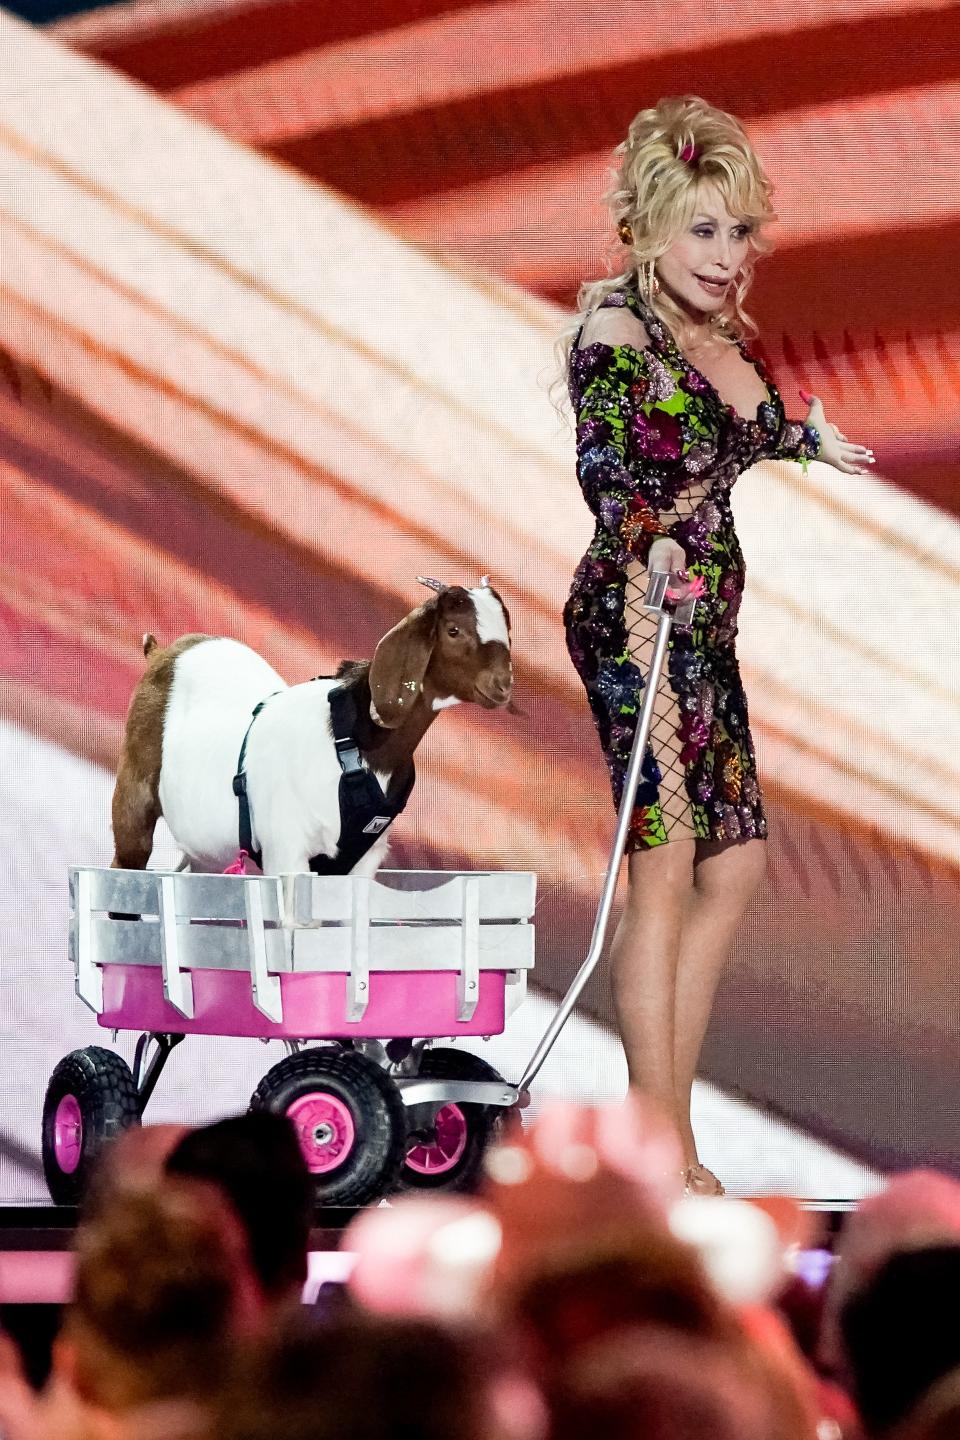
<box><xmin>368</xmin><ymin>602</ymin><xmax>437</xmax><ymax>728</ymax></box>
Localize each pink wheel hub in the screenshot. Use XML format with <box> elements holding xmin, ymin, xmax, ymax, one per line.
<box><xmin>287</xmin><ymin>1092</ymin><xmax>355</xmax><ymax>1174</ymax></box>
<box><xmin>53</xmin><ymin>1094</ymin><xmax>83</xmax><ymax>1175</ymax></box>
<box><xmin>405</xmin><ymin>1104</ymin><xmax>468</xmax><ymax>1176</ymax></box>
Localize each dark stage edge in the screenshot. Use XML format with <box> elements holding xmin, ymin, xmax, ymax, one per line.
<box><xmin>0</xmin><ymin>1199</ymin><xmax>853</xmax><ymax>1253</ymax></box>
<box><xmin>0</xmin><ymin>1203</ymin><xmax>358</xmax><ymax>1252</ymax></box>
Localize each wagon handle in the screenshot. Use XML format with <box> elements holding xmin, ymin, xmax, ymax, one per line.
<box><xmin>517</xmin><ymin>572</ymin><xmax>697</xmax><ymax>1095</ymax></box>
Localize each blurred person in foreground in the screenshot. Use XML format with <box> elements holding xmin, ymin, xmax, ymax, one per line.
<box><xmin>505</xmin><ymin>1225</ymin><xmax>823</xmax><ymax>1440</ymax></box>
<box><xmin>343</xmin><ymin>1100</ymin><xmax>826</xmax><ymax>1440</ymax></box>
<box><xmin>60</xmin><ymin>1176</ymin><xmax>260</xmax><ymax>1418</ymax></box>
<box><xmin>546</xmin><ymin>1324</ymin><xmax>817</xmax><ymax>1440</ymax></box>
<box><xmin>820</xmin><ymin>1170</ymin><xmax>960</xmax><ymax>1378</ymax></box>
<box><xmin>838</xmin><ymin>1245</ymin><xmax>960</xmax><ymax>1437</ymax></box>
<box><xmin>165</xmin><ymin>1110</ymin><xmax>313</xmax><ymax>1318</ymax></box>
<box><xmin>0</xmin><ymin>1177</ymin><xmax>259</xmax><ymax>1440</ymax></box>
<box><xmin>890</xmin><ymin>1369</ymin><xmax>960</xmax><ymax>1440</ymax></box>
<box><xmin>207</xmin><ymin>1312</ymin><xmax>495</xmax><ymax>1440</ymax></box>
<box><xmin>82</xmin><ymin>1123</ymin><xmax>191</xmax><ymax>1216</ymax></box>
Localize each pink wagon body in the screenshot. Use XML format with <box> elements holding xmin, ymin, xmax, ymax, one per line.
<box><xmin>97</xmin><ymin>965</ymin><xmax>508</xmax><ymax>1039</ymax></box>
<box><xmin>70</xmin><ymin>867</ymin><xmax>534</xmax><ymax>1041</ymax></box>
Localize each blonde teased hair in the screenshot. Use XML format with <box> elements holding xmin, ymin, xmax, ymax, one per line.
<box><xmin>560</xmin><ymin>96</ymin><xmax>776</xmax><ymax>372</ymax></box>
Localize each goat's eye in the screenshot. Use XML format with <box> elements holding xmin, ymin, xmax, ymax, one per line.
<box><xmin>446</xmin><ymin>624</ymin><xmax>461</xmax><ymax>638</ymax></box>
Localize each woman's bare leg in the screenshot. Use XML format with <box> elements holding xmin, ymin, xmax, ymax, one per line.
<box><xmin>672</xmin><ymin>837</ymin><xmax>767</xmax><ymax>1166</ymax></box>
<box><xmin>610</xmin><ymin>839</ymin><xmax>697</xmax><ymax>1131</ymax></box>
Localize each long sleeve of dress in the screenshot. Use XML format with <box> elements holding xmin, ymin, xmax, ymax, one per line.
<box><xmin>765</xmin><ymin>409</ymin><xmax>821</xmax><ymax>465</ymax></box>
<box><xmin>572</xmin><ymin>344</ymin><xmax>681</xmax><ymax>566</ymax></box>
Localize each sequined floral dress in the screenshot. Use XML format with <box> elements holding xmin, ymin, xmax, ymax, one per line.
<box><xmin>564</xmin><ymin>285</ymin><xmax>819</xmax><ymax>849</ymax></box>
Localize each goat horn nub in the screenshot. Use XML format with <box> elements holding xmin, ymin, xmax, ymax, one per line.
<box><xmin>416</xmin><ymin>575</ymin><xmax>447</xmax><ymax>593</ymax></box>
<box><xmin>479</xmin><ymin>574</ymin><xmax>491</xmax><ymax>588</ymax></box>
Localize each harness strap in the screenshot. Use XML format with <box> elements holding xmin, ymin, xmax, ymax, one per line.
<box><xmin>231</xmin><ymin>682</ymin><xmax>415</xmax><ymax>875</ymax></box>
<box><xmin>231</xmin><ymin>693</ymin><xmax>279</xmax><ymax>871</ymax></box>
<box><xmin>310</xmin><ymin>686</ymin><xmax>415</xmax><ymax>875</ymax></box>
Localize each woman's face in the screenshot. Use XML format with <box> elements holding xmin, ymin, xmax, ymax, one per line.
<box><xmin>654</xmin><ymin>181</ymin><xmax>753</xmax><ymax>321</ymax></box>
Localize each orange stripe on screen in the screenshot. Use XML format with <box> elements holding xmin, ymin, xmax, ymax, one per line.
<box><xmin>260</xmin><ymin>11</ymin><xmax>960</xmax><ymax>205</ymax></box>
<box><xmin>161</xmin><ymin>0</ymin><xmax>955</xmax><ymax>145</ymax></box>
<box><xmin>48</xmin><ymin>0</ymin><xmax>477</xmax><ymax>89</ymax></box>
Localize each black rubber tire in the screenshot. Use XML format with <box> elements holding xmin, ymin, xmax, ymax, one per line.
<box><xmin>397</xmin><ymin>1048</ymin><xmax>506</xmax><ymax>1195</ymax></box>
<box><xmin>250</xmin><ymin>1049</ymin><xmax>406</xmax><ymax>1208</ymax></box>
<box><xmin>41</xmin><ymin>1047</ymin><xmax>141</xmax><ymax>1205</ymax></box>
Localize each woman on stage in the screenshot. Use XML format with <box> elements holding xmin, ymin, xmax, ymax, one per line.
<box><xmin>563</xmin><ymin>96</ymin><xmax>872</xmax><ymax>1194</ymax></box>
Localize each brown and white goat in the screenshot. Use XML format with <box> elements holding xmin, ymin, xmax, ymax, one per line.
<box><xmin>111</xmin><ymin>581</ymin><xmax>512</xmax><ymax>876</ymax></box>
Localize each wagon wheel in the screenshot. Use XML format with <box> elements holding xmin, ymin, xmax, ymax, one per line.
<box><xmin>398</xmin><ymin>1049</ymin><xmax>508</xmax><ymax>1195</ymax></box>
<box><xmin>250</xmin><ymin>1049</ymin><xmax>406</xmax><ymax>1208</ymax></box>
<box><xmin>41</xmin><ymin>1047</ymin><xmax>141</xmax><ymax>1205</ymax></box>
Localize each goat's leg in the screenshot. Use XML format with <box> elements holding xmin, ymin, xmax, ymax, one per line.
<box><xmin>111</xmin><ymin>760</ymin><xmax>160</xmax><ymax>871</ymax></box>
<box><xmin>109</xmin><ymin>762</ymin><xmax>161</xmax><ymax>920</ymax></box>
<box><xmin>258</xmin><ymin>844</ymin><xmax>311</xmax><ymax>876</ymax></box>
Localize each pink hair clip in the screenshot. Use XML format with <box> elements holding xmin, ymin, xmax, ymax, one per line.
<box><xmin>679</xmin><ymin>140</ymin><xmax>701</xmax><ymax>166</ymax></box>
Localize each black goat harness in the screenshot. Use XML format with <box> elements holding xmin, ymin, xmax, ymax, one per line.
<box><xmin>232</xmin><ymin>682</ymin><xmax>415</xmax><ymax>875</ymax></box>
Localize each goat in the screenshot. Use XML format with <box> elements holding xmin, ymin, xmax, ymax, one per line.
<box><xmin>111</xmin><ymin>580</ymin><xmax>512</xmax><ymax>876</ymax></box>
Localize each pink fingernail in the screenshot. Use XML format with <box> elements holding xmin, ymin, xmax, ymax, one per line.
<box><xmin>799</xmin><ymin>388</ymin><xmax>813</xmax><ymax>404</ymax></box>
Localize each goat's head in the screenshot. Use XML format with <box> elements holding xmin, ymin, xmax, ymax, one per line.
<box><xmin>368</xmin><ymin>580</ymin><xmax>513</xmax><ymax>728</ymax></box>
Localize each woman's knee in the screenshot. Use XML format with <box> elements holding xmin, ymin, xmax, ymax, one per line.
<box><xmin>625</xmin><ymin>839</ymin><xmax>697</xmax><ymax>906</ymax></box>
<box><xmin>694</xmin><ymin>837</ymin><xmax>767</xmax><ymax>904</ymax></box>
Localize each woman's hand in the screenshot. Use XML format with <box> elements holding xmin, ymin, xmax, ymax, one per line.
<box><xmin>800</xmin><ymin>390</ymin><xmax>874</xmax><ymax>475</ymax></box>
<box><xmin>647</xmin><ymin>537</ymin><xmax>704</xmax><ymax>601</ymax></box>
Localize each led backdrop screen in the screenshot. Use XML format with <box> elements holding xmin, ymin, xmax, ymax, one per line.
<box><xmin>1</xmin><ymin>0</ymin><xmax>958</xmax><ymax>1201</ymax></box>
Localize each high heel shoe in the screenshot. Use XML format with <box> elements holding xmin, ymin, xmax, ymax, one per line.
<box><xmin>683</xmin><ymin>1163</ymin><xmax>725</xmax><ymax>1197</ymax></box>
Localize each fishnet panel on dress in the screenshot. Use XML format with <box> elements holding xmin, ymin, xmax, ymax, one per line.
<box><xmin>624</xmin><ymin>560</ymin><xmax>696</xmax><ymax>841</ymax></box>
<box><xmin>659</xmin><ymin>475</ymin><xmax>711</xmax><ymax>524</ymax></box>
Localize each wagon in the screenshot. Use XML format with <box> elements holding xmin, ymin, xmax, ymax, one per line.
<box><xmin>43</xmin><ymin>867</ymin><xmax>535</xmax><ymax>1206</ymax></box>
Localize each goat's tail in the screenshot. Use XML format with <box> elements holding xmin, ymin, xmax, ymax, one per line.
<box><xmin>142</xmin><ymin>632</ymin><xmax>159</xmax><ymax>657</ymax></box>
